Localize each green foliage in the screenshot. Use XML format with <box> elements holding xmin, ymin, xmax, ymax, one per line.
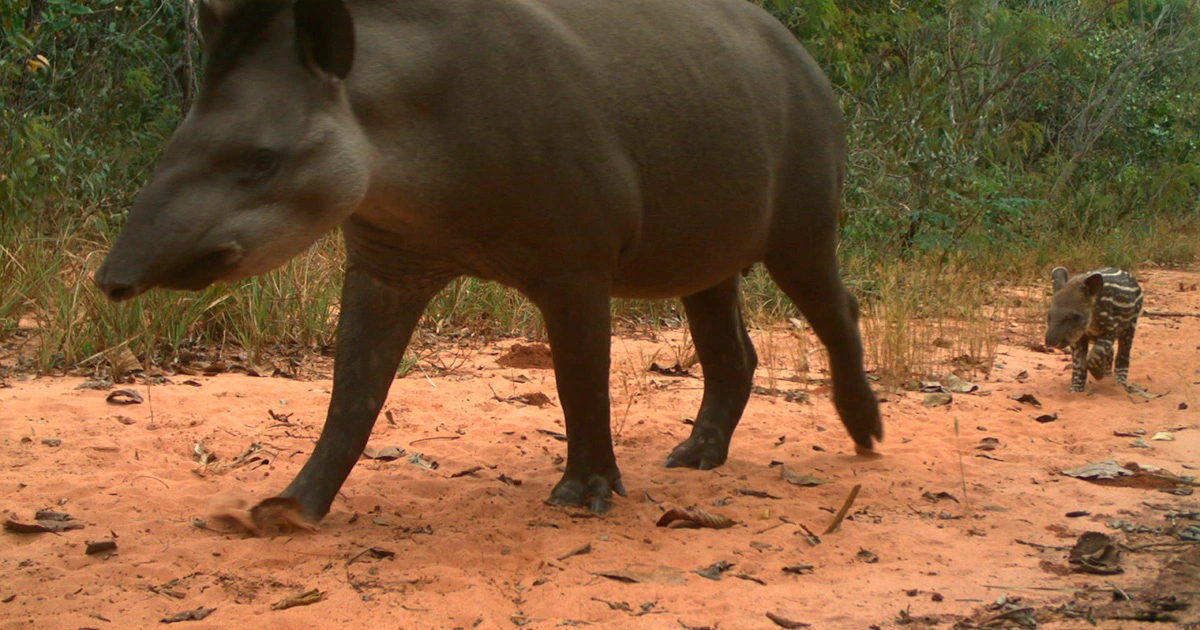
<box><xmin>1</xmin><ymin>0</ymin><xmax>1198</xmax><ymax>376</ymax></box>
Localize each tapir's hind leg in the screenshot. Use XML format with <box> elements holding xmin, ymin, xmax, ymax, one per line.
<box><xmin>665</xmin><ymin>275</ymin><xmax>758</xmax><ymax>469</ymax></box>
<box><xmin>765</xmin><ymin>253</ymin><xmax>882</xmax><ymax>451</ymax></box>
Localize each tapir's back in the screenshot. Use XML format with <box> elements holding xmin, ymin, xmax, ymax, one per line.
<box><xmin>350</xmin><ymin>0</ymin><xmax>844</xmax><ymax>294</ymax></box>
<box><xmin>1087</xmin><ymin>268</ymin><xmax>1143</xmax><ymax>339</ymax></box>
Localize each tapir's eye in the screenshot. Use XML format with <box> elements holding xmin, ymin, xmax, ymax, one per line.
<box><xmin>240</xmin><ymin>148</ymin><xmax>279</xmax><ymax>182</ymax></box>
<box><xmin>1071</xmin><ymin>313</ymin><xmax>1083</xmax><ymax>322</ymax></box>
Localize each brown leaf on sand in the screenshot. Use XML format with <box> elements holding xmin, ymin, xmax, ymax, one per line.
<box><xmin>656</xmin><ymin>507</ymin><xmax>735</xmax><ymax>530</ymax></box>
<box><xmin>4</xmin><ymin>518</ymin><xmax>84</xmax><ymax>534</ymax></box>
<box><xmin>362</xmin><ymin>446</ymin><xmax>405</xmax><ymax>461</ymax></box>
<box><xmin>766</xmin><ymin>612</ymin><xmax>811</xmax><ymax>628</ymax></box>
<box><xmin>1068</xmin><ymin>532</ymin><xmax>1123</xmax><ymax>575</ymax></box>
<box><xmin>270</xmin><ymin>589</ymin><xmax>324</xmax><ymax>611</ymax></box>
<box><xmin>778</xmin><ymin>465</ymin><xmax>830</xmax><ymax>487</ymax></box>
<box><xmin>512</xmin><ymin>392</ymin><xmax>553</xmax><ymax>407</ymax></box>
<box><xmin>556</xmin><ymin>542</ymin><xmax>592</xmax><ymax>561</ymax></box>
<box><xmin>105</xmin><ymin>389</ymin><xmax>143</xmax><ymax>405</ymax></box>
<box><xmin>922</xmin><ymin>392</ymin><xmax>952</xmax><ymax>408</ymax></box>
<box><xmin>85</xmin><ymin>539</ymin><xmax>117</xmax><ymax>555</ymax></box>
<box><xmin>160</xmin><ymin>607</ymin><xmax>215</xmax><ymax>623</ymax></box>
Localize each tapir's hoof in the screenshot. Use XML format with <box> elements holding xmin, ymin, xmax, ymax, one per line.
<box><xmin>210</xmin><ymin>496</ymin><xmax>317</xmax><ymax>537</ymax></box>
<box><xmin>546</xmin><ymin>471</ymin><xmax>627</xmax><ymax>514</ymax></box>
<box><xmin>839</xmin><ymin>396</ymin><xmax>884</xmax><ymax>453</ymax></box>
<box><xmin>663</xmin><ymin>435</ymin><xmax>729</xmax><ymax>470</ymax></box>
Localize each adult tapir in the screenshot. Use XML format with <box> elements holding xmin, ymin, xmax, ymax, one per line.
<box><xmin>95</xmin><ymin>0</ymin><xmax>883</xmax><ymax>524</ymax></box>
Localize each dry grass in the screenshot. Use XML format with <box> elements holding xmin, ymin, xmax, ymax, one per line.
<box><xmin>0</xmin><ymin>214</ymin><xmax>1196</xmax><ymax>388</ymax></box>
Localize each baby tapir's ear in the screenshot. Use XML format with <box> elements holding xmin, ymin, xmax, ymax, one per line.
<box><xmin>1082</xmin><ymin>272</ymin><xmax>1104</xmax><ymax>298</ymax></box>
<box><xmin>1050</xmin><ymin>267</ymin><xmax>1069</xmax><ymax>293</ymax></box>
<box><xmin>294</xmin><ymin>0</ymin><xmax>355</xmax><ymax>80</ymax></box>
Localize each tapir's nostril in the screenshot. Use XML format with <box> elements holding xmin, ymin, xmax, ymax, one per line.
<box><xmin>97</xmin><ymin>280</ymin><xmax>139</xmax><ymax>302</ymax></box>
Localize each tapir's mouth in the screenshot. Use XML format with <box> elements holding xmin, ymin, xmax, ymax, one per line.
<box><xmin>96</xmin><ymin>243</ymin><xmax>245</xmax><ymax>301</ymax></box>
<box><xmin>158</xmin><ymin>244</ymin><xmax>247</xmax><ymax>291</ymax></box>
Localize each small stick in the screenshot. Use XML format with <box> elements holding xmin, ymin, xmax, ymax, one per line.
<box><xmin>1121</xmin><ymin>540</ymin><xmax>1200</xmax><ymax>552</ymax></box>
<box><xmin>822</xmin><ymin>484</ymin><xmax>861</xmax><ymax>535</ymax></box>
<box><xmin>1015</xmin><ymin>539</ymin><xmax>1071</xmax><ymax>552</ymax></box>
<box><xmin>1107</xmin><ymin>581</ymin><xmax>1130</xmax><ymax>601</ymax></box>
<box><xmin>409</xmin><ymin>436</ymin><xmax>461</xmax><ymax>445</ymax></box>
<box><xmin>130</xmin><ymin>475</ymin><xmax>169</xmax><ymax>489</ymax></box>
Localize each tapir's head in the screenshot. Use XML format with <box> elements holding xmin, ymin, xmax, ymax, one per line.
<box><xmin>95</xmin><ymin>0</ymin><xmax>367</xmax><ymax>301</ymax></box>
<box><xmin>1044</xmin><ymin>266</ymin><xmax>1103</xmax><ymax>349</ymax></box>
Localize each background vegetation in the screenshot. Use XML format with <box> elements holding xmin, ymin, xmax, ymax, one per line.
<box><xmin>2</xmin><ymin>0</ymin><xmax>1198</xmax><ymax>382</ymax></box>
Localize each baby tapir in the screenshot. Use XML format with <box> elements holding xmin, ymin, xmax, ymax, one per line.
<box><xmin>1045</xmin><ymin>267</ymin><xmax>1143</xmax><ymax>392</ymax></box>
<box><xmin>93</xmin><ymin>0</ymin><xmax>883</xmax><ymax>525</ymax></box>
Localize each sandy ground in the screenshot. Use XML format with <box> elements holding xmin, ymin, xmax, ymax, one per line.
<box><xmin>1</xmin><ymin>268</ymin><xmax>1198</xmax><ymax>630</ymax></box>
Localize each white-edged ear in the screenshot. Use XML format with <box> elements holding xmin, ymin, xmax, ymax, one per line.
<box><xmin>197</xmin><ymin>0</ymin><xmax>232</xmax><ymax>50</ymax></box>
<box><xmin>294</xmin><ymin>0</ymin><xmax>355</xmax><ymax>80</ymax></box>
<box><xmin>1050</xmin><ymin>266</ymin><xmax>1069</xmax><ymax>293</ymax></box>
<box><xmin>1082</xmin><ymin>273</ymin><xmax>1103</xmax><ymax>299</ymax></box>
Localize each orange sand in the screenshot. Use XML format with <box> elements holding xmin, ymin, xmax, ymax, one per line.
<box><xmin>2</xmin><ymin>268</ymin><xmax>1197</xmax><ymax>629</ymax></box>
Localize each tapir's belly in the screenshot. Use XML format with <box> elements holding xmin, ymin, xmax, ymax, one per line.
<box><xmin>608</xmin><ymin>202</ymin><xmax>773</xmax><ymax>299</ymax></box>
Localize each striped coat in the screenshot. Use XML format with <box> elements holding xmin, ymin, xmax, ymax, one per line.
<box><xmin>1045</xmin><ymin>267</ymin><xmax>1143</xmax><ymax>392</ymax></box>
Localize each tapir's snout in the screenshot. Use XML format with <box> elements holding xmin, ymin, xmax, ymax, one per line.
<box><xmin>94</xmin><ymin>254</ymin><xmax>146</xmax><ymax>302</ymax></box>
<box><xmin>95</xmin><ymin>238</ymin><xmax>246</xmax><ymax>302</ymax></box>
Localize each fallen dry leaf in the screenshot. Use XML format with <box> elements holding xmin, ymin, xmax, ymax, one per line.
<box><xmin>922</xmin><ymin>393</ymin><xmax>952</xmax><ymax>408</ymax></box>
<box><xmin>656</xmin><ymin>507</ymin><xmax>735</xmax><ymax>530</ymax></box>
<box><xmin>5</xmin><ymin>512</ymin><xmax>84</xmax><ymax>533</ymax></box>
<box><xmin>778</xmin><ymin>465</ymin><xmax>830</xmax><ymax>487</ymax></box>
<box><xmin>1068</xmin><ymin>532</ymin><xmax>1123</xmax><ymax>575</ymax></box>
<box><xmin>270</xmin><ymin>589</ymin><xmax>324</xmax><ymax>611</ymax></box>
<box><xmin>855</xmin><ymin>548</ymin><xmax>879</xmax><ymax>563</ymax></box>
<box><xmin>557</xmin><ymin>542</ymin><xmax>592</xmax><ymax>561</ymax></box>
<box><xmin>362</xmin><ymin>446</ymin><xmax>406</xmax><ymax>461</ymax></box>
<box><xmin>407</xmin><ymin>452</ymin><xmax>439</xmax><ymax>470</ymax></box>
<box><xmin>1009</xmin><ymin>393</ymin><xmax>1041</xmax><ymax>407</ymax></box>
<box><xmin>694</xmin><ymin>560</ymin><xmax>733</xmax><ymax>580</ymax></box>
<box><xmin>105</xmin><ymin>389</ymin><xmax>143</xmax><ymax>405</ymax></box>
<box><xmin>85</xmin><ymin>539</ymin><xmax>117</xmax><ymax>555</ymax></box>
<box><xmin>766</xmin><ymin>611</ymin><xmax>811</xmax><ymax>628</ymax></box>
<box><xmin>160</xmin><ymin>607</ymin><xmax>215</xmax><ymax>623</ymax></box>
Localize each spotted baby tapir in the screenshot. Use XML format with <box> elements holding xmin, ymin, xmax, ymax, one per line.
<box><xmin>1045</xmin><ymin>267</ymin><xmax>1143</xmax><ymax>392</ymax></box>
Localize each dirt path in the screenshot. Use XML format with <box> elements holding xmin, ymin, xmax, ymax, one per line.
<box><xmin>2</xmin><ymin>268</ymin><xmax>1198</xmax><ymax>629</ymax></box>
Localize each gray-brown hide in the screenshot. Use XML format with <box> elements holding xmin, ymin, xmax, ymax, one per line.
<box><xmin>95</xmin><ymin>0</ymin><xmax>882</xmax><ymax>521</ymax></box>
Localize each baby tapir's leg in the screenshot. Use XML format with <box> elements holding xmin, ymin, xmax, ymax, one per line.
<box><xmin>1114</xmin><ymin>321</ymin><xmax>1137</xmax><ymax>389</ymax></box>
<box><xmin>1087</xmin><ymin>336</ymin><xmax>1115</xmax><ymax>382</ymax></box>
<box><xmin>1070</xmin><ymin>338</ymin><xmax>1090</xmax><ymax>393</ymax></box>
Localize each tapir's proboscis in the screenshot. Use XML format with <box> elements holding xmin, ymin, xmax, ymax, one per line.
<box><xmin>95</xmin><ymin>0</ymin><xmax>883</xmax><ymax>528</ymax></box>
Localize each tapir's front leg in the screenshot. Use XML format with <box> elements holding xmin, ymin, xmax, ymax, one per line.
<box><xmin>279</xmin><ymin>267</ymin><xmax>446</xmax><ymax>521</ymax></box>
<box><xmin>533</xmin><ymin>280</ymin><xmax>626</xmax><ymax>513</ymax></box>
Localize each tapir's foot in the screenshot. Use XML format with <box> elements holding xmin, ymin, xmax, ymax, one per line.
<box><xmin>663</xmin><ymin>429</ymin><xmax>730</xmax><ymax>470</ymax></box>
<box><xmin>835</xmin><ymin>388</ymin><xmax>884</xmax><ymax>453</ymax></box>
<box><xmin>546</xmin><ymin>469</ymin><xmax>627</xmax><ymax>514</ymax></box>
<box><xmin>208</xmin><ymin>496</ymin><xmax>317</xmax><ymax>538</ymax></box>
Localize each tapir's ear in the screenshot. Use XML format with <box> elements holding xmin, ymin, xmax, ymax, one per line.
<box><xmin>294</xmin><ymin>0</ymin><xmax>355</xmax><ymax>80</ymax></box>
<box><xmin>1050</xmin><ymin>267</ymin><xmax>1069</xmax><ymax>293</ymax></box>
<box><xmin>197</xmin><ymin>0</ymin><xmax>224</xmax><ymax>52</ymax></box>
<box><xmin>1082</xmin><ymin>273</ymin><xmax>1104</xmax><ymax>298</ymax></box>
